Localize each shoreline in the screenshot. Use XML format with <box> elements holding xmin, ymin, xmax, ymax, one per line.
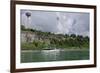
<box><xmin>21</xmin><ymin>49</ymin><xmax>89</xmax><ymax>52</ymax></box>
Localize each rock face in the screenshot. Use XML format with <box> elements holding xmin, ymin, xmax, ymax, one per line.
<box><xmin>21</xmin><ymin>31</ymin><xmax>39</xmax><ymax>43</ymax></box>
<box><xmin>21</xmin><ymin>30</ymin><xmax>66</xmax><ymax>43</ymax></box>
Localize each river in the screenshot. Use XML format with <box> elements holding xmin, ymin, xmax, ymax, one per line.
<box><xmin>21</xmin><ymin>49</ymin><xmax>89</xmax><ymax>63</ymax></box>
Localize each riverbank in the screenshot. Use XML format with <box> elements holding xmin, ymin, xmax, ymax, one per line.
<box><xmin>21</xmin><ymin>49</ymin><xmax>89</xmax><ymax>52</ymax></box>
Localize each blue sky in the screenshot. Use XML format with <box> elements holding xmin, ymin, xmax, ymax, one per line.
<box><xmin>21</xmin><ymin>9</ymin><xmax>90</xmax><ymax>36</ymax></box>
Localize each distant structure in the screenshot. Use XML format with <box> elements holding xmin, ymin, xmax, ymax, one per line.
<box><xmin>25</xmin><ymin>12</ymin><xmax>31</xmax><ymax>28</ymax></box>
<box><xmin>25</xmin><ymin>12</ymin><xmax>31</xmax><ymax>18</ymax></box>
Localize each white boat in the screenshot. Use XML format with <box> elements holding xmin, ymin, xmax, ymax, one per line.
<box><xmin>42</xmin><ymin>48</ymin><xmax>60</xmax><ymax>53</ymax></box>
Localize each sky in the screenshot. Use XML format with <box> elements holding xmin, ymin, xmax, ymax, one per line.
<box><xmin>21</xmin><ymin>10</ymin><xmax>90</xmax><ymax>36</ymax></box>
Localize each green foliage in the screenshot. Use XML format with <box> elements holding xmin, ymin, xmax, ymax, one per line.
<box><xmin>21</xmin><ymin>25</ymin><xmax>26</xmax><ymax>30</ymax></box>
<box><xmin>21</xmin><ymin>43</ymin><xmax>36</xmax><ymax>50</ymax></box>
<box><xmin>21</xmin><ymin>27</ymin><xmax>89</xmax><ymax>50</ymax></box>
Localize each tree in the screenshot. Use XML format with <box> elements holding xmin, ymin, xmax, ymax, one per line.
<box><xmin>76</xmin><ymin>35</ymin><xmax>83</xmax><ymax>49</ymax></box>
<box><xmin>84</xmin><ymin>36</ymin><xmax>89</xmax><ymax>41</ymax></box>
<box><xmin>70</xmin><ymin>34</ymin><xmax>76</xmax><ymax>38</ymax></box>
<box><xmin>21</xmin><ymin>25</ymin><xmax>25</xmax><ymax>30</ymax></box>
<box><xmin>65</xmin><ymin>34</ymin><xmax>69</xmax><ymax>38</ymax></box>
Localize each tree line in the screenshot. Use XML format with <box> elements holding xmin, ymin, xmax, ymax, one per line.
<box><xmin>21</xmin><ymin>25</ymin><xmax>89</xmax><ymax>50</ymax></box>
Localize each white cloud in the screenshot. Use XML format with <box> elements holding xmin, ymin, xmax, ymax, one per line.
<box><xmin>21</xmin><ymin>10</ymin><xmax>90</xmax><ymax>36</ymax></box>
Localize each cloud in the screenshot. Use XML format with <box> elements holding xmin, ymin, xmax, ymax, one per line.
<box><xmin>21</xmin><ymin>10</ymin><xmax>90</xmax><ymax>36</ymax></box>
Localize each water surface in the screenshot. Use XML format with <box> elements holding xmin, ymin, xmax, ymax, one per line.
<box><xmin>21</xmin><ymin>49</ymin><xmax>89</xmax><ymax>63</ymax></box>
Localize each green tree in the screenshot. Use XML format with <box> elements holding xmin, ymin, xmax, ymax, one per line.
<box><xmin>21</xmin><ymin>25</ymin><xmax>25</xmax><ymax>30</ymax></box>
<box><xmin>70</xmin><ymin>34</ymin><xmax>76</xmax><ymax>38</ymax></box>
<box><xmin>76</xmin><ymin>35</ymin><xmax>83</xmax><ymax>49</ymax></box>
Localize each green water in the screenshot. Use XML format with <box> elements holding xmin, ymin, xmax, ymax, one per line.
<box><xmin>21</xmin><ymin>49</ymin><xmax>89</xmax><ymax>63</ymax></box>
